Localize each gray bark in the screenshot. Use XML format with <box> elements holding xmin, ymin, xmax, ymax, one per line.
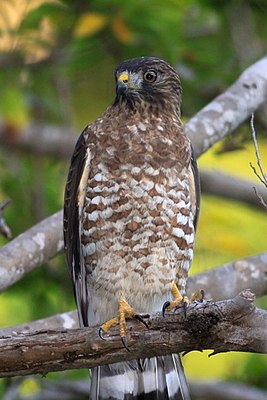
<box><xmin>0</xmin><ymin>211</ymin><xmax>63</xmax><ymax>291</ymax></box>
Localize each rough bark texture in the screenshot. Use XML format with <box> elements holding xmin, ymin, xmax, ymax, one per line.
<box><xmin>0</xmin><ymin>290</ymin><xmax>266</xmax><ymax>378</ymax></box>
<box><xmin>0</xmin><ymin>252</ymin><xmax>266</xmax><ymax>338</ymax></box>
<box><xmin>0</xmin><ymin>211</ymin><xmax>63</xmax><ymax>292</ymax></box>
<box><xmin>185</xmin><ymin>57</ymin><xmax>267</xmax><ymax>157</ymax></box>
<box><xmin>187</xmin><ymin>252</ymin><xmax>267</xmax><ymax>301</ymax></box>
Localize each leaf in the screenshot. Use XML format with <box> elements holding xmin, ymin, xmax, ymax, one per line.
<box><xmin>74</xmin><ymin>12</ymin><xmax>108</xmax><ymax>37</ymax></box>
<box><xmin>111</xmin><ymin>15</ymin><xmax>133</xmax><ymax>44</ymax></box>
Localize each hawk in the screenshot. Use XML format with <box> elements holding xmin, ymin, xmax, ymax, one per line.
<box><xmin>64</xmin><ymin>57</ymin><xmax>200</xmax><ymax>400</ymax></box>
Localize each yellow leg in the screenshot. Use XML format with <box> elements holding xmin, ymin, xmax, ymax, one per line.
<box><xmin>162</xmin><ymin>281</ymin><xmax>204</xmax><ymax>317</ymax></box>
<box><xmin>99</xmin><ymin>296</ymin><xmax>149</xmax><ymax>351</ymax></box>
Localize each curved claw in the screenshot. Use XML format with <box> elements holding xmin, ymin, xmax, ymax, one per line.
<box><xmin>200</xmin><ymin>289</ymin><xmax>205</xmax><ymax>301</ymax></box>
<box><xmin>121</xmin><ymin>336</ymin><xmax>130</xmax><ymax>352</ymax></box>
<box><xmin>98</xmin><ymin>327</ymin><xmax>107</xmax><ymax>341</ymax></box>
<box><xmin>162</xmin><ymin>301</ymin><xmax>170</xmax><ymax>317</ymax></box>
<box><xmin>183</xmin><ymin>301</ymin><xmax>188</xmax><ymax>318</ymax></box>
<box><xmin>135</xmin><ymin>314</ymin><xmax>149</xmax><ymax>329</ymax></box>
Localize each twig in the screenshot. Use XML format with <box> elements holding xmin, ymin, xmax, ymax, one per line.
<box><xmin>249</xmin><ymin>113</ymin><xmax>267</xmax><ymax>208</ymax></box>
<box><xmin>250</xmin><ymin>113</ymin><xmax>267</xmax><ymax>186</ymax></box>
<box><xmin>0</xmin><ymin>198</ymin><xmax>12</xmax><ymax>239</ymax></box>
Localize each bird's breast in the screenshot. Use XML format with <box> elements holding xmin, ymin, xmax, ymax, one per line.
<box><xmin>82</xmin><ymin>122</ymin><xmax>195</xmax><ymax>324</ymax></box>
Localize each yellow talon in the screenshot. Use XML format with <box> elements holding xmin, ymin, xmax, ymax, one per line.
<box><xmin>99</xmin><ymin>295</ymin><xmax>149</xmax><ymax>350</ymax></box>
<box><xmin>162</xmin><ymin>281</ymin><xmax>204</xmax><ymax>316</ymax></box>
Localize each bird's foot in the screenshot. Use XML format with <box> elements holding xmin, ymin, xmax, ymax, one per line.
<box><xmin>99</xmin><ymin>296</ymin><xmax>149</xmax><ymax>351</ymax></box>
<box><xmin>162</xmin><ymin>281</ymin><xmax>204</xmax><ymax>317</ymax></box>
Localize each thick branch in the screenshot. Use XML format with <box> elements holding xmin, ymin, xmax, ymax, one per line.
<box><xmin>187</xmin><ymin>253</ymin><xmax>267</xmax><ymax>301</ymax></box>
<box><xmin>0</xmin><ymin>252</ymin><xmax>266</xmax><ymax>337</ymax></box>
<box><xmin>0</xmin><ymin>290</ymin><xmax>266</xmax><ymax>378</ymax></box>
<box><xmin>185</xmin><ymin>57</ymin><xmax>267</xmax><ymax>157</ymax></box>
<box><xmin>0</xmin><ymin>121</ymin><xmax>76</xmax><ymax>159</ymax></box>
<box><xmin>200</xmin><ymin>169</ymin><xmax>267</xmax><ymax>208</ymax></box>
<box><xmin>0</xmin><ymin>211</ymin><xmax>63</xmax><ymax>292</ymax></box>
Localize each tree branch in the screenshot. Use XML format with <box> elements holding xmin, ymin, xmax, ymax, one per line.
<box><xmin>0</xmin><ymin>211</ymin><xmax>63</xmax><ymax>292</ymax></box>
<box><xmin>0</xmin><ymin>121</ymin><xmax>76</xmax><ymax>159</ymax></box>
<box><xmin>200</xmin><ymin>170</ymin><xmax>267</xmax><ymax>208</ymax></box>
<box><xmin>185</xmin><ymin>56</ymin><xmax>267</xmax><ymax>157</ymax></box>
<box><xmin>0</xmin><ymin>290</ymin><xmax>266</xmax><ymax>378</ymax></box>
<box><xmin>249</xmin><ymin>113</ymin><xmax>267</xmax><ymax>209</ymax></box>
<box><xmin>0</xmin><ymin>251</ymin><xmax>266</xmax><ymax>338</ymax></box>
<box><xmin>187</xmin><ymin>253</ymin><xmax>267</xmax><ymax>301</ymax></box>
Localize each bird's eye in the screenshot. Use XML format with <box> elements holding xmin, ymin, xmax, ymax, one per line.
<box><xmin>143</xmin><ymin>70</ymin><xmax>157</xmax><ymax>83</ymax></box>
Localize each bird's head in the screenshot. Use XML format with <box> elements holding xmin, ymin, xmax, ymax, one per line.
<box><xmin>114</xmin><ymin>57</ymin><xmax>182</xmax><ymax>117</ymax></box>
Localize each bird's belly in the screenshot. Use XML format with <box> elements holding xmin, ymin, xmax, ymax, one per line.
<box><xmin>82</xmin><ymin>165</ymin><xmax>195</xmax><ymax>325</ymax></box>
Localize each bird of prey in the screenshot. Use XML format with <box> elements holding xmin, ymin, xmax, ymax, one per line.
<box><xmin>64</xmin><ymin>56</ymin><xmax>200</xmax><ymax>400</ymax></box>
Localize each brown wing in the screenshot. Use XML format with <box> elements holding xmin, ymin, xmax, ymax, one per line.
<box><xmin>63</xmin><ymin>127</ymin><xmax>91</xmax><ymax>327</ymax></box>
<box><xmin>189</xmin><ymin>144</ymin><xmax>200</xmax><ymax>231</ymax></box>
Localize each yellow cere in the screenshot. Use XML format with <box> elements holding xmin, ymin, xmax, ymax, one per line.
<box><xmin>118</xmin><ymin>72</ymin><xmax>129</xmax><ymax>84</ymax></box>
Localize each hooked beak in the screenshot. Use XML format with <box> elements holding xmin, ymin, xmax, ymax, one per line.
<box><xmin>116</xmin><ymin>72</ymin><xmax>129</xmax><ymax>97</ymax></box>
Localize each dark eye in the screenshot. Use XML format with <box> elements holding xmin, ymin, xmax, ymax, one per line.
<box><xmin>143</xmin><ymin>70</ymin><xmax>157</xmax><ymax>83</ymax></box>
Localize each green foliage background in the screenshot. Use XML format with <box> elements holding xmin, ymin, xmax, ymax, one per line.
<box><xmin>0</xmin><ymin>0</ymin><xmax>266</xmax><ymax>397</ymax></box>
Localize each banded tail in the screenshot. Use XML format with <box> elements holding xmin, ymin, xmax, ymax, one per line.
<box><xmin>90</xmin><ymin>354</ymin><xmax>190</xmax><ymax>400</ymax></box>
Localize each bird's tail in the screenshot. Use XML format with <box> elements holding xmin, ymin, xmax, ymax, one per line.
<box><xmin>90</xmin><ymin>354</ymin><xmax>191</xmax><ymax>400</ymax></box>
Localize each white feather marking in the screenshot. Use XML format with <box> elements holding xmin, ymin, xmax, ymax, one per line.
<box><xmin>128</xmin><ymin>124</ymin><xmax>138</xmax><ymax>134</ymax></box>
<box><xmin>172</xmin><ymin>227</ymin><xmax>184</xmax><ymax>238</ymax></box>
<box><xmin>166</xmin><ymin>368</ymin><xmax>179</xmax><ymax>398</ymax></box>
<box><xmin>94</xmin><ymin>172</ymin><xmax>108</xmax><ymax>182</ymax></box>
<box><xmin>155</xmin><ymin>183</ymin><xmax>165</xmax><ymax>195</ymax></box>
<box><xmin>88</xmin><ymin>210</ymin><xmax>99</xmax><ymax>221</ymax></box>
<box><xmin>77</xmin><ymin>148</ymin><xmax>91</xmax><ymax>212</ymax></box>
<box><xmin>166</xmin><ymin>209</ymin><xmax>175</xmax><ymax>218</ymax></box>
<box><xmin>176</xmin><ymin>214</ymin><xmax>188</xmax><ymax>225</ymax></box>
<box><xmin>153</xmin><ymin>196</ymin><xmax>163</xmax><ymax>204</ymax></box>
<box><xmin>83</xmin><ymin>227</ymin><xmax>96</xmax><ymax>236</ymax></box>
<box><xmin>145</xmin><ymin>166</ymin><xmax>159</xmax><ymax>176</ymax></box>
<box><xmin>141</xmin><ymin>180</ymin><xmax>154</xmax><ymax>191</ymax></box>
<box><xmin>91</xmin><ymin>195</ymin><xmax>102</xmax><ymax>205</ymax></box>
<box><xmin>82</xmin><ymin>243</ymin><xmax>96</xmax><ymax>256</ymax></box>
<box><xmin>101</xmin><ymin>207</ymin><xmax>113</xmax><ymax>219</ymax></box>
<box><xmin>132</xmin><ymin>166</ymin><xmax>141</xmax><ymax>175</ymax></box>
<box><xmin>100</xmin><ymin>371</ymin><xmax>138</xmax><ymax>398</ymax></box>
<box><xmin>142</xmin><ymin>370</ymin><xmax>157</xmax><ymax>394</ymax></box>
<box><xmin>137</xmin><ymin>122</ymin><xmax>147</xmax><ymax>131</ymax></box>
<box><xmin>185</xmin><ymin>233</ymin><xmax>194</xmax><ymax>244</ymax></box>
